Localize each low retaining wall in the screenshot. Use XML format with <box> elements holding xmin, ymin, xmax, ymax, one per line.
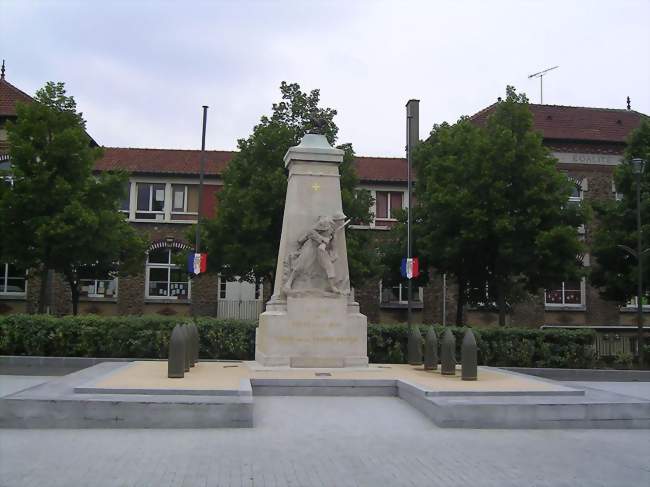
<box><xmin>505</xmin><ymin>367</ymin><xmax>650</xmax><ymax>382</ymax></box>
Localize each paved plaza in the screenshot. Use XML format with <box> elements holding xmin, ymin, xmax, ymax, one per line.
<box><xmin>1</xmin><ymin>375</ymin><xmax>649</xmax><ymax>487</ymax></box>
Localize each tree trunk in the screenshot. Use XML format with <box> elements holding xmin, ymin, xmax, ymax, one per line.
<box><xmin>38</xmin><ymin>268</ymin><xmax>48</xmax><ymax>314</ymax></box>
<box><xmin>497</xmin><ymin>281</ymin><xmax>507</xmax><ymax>327</ymax></box>
<box><xmin>455</xmin><ymin>279</ymin><xmax>466</xmax><ymax>326</ymax></box>
<box><xmin>65</xmin><ymin>272</ymin><xmax>79</xmax><ymax>316</ymax></box>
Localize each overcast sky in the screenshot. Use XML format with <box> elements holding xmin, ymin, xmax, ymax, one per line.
<box><xmin>2</xmin><ymin>0</ymin><xmax>649</xmax><ymax>157</ymax></box>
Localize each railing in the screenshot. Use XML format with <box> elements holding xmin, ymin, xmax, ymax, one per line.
<box><xmin>594</xmin><ymin>333</ymin><xmax>635</xmax><ymax>357</ymax></box>
<box><xmin>217</xmin><ymin>299</ymin><xmax>264</xmax><ymax>321</ymax></box>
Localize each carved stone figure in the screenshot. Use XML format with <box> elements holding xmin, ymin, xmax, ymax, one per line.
<box><xmin>307</xmin><ymin>110</ymin><xmax>328</xmax><ymax>135</ymax></box>
<box><xmin>283</xmin><ymin>213</ymin><xmax>350</xmax><ymax>295</ymax></box>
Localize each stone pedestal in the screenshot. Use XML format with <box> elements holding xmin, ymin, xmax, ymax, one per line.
<box><xmin>256</xmin><ymin>296</ymin><xmax>368</xmax><ymax>367</ymax></box>
<box><xmin>254</xmin><ymin>133</ymin><xmax>368</xmax><ymax>368</ymax></box>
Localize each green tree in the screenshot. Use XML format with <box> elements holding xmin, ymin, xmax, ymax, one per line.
<box><xmin>0</xmin><ymin>82</ymin><xmax>145</xmax><ymax>315</ymax></box>
<box><xmin>202</xmin><ymin>81</ymin><xmax>379</xmax><ymax>289</ymax></box>
<box><xmin>414</xmin><ymin>86</ymin><xmax>586</xmax><ymax>325</ymax></box>
<box><xmin>591</xmin><ymin>119</ymin><xmax>650</xmax><ymax>362</ymax></box>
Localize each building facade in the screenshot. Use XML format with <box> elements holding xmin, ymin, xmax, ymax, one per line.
<box><xmin>1</xmin><ymin>71</ymin><xmax>648</xmax><ymax>337</ymax></box>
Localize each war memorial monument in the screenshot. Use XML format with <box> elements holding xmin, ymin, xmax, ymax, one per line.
<box><xmin>1</xmin><ymin>132</ymin><xmax>649</xmax><ymax>430</ymax></box>
<box><xmin>255</xmin><ymin>131</ymin><xmax>368</xmax><ymax>368</ymax></box>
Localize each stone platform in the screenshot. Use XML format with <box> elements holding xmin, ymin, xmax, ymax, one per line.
<box><xmin>1</xmin><ymin>361</ymin><xmax>649</xmax><ymax>429</ymax></box>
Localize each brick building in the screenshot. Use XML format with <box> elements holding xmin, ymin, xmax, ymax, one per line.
<box><xmin>1</xmin><ymin>69</ymin><xmax>648</xmax><ymax>338</ymax></box>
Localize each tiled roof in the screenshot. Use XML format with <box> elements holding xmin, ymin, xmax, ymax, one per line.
<box><xmin>354</xmin><ymin>156</ymin><xmax>407</xmax><ymax>182</ymax></box>
<box><xmin>96</xmin><ymin>147</ymin><xmax>233</xmax><ymax>176</ymax></box>
<box><xmin>96</xmin><ymin>147</ymin><xmax>409</xmax><ymax>182</ymax></box>
<box><xmin>0</xmin><ymin>78</ymin><xmax>34</xmax><ymax>117</ymax></box>
<box><xmin>470</xmin><ymin>103</ymin><xmax>646</xmax><ymax>143</ymax></box>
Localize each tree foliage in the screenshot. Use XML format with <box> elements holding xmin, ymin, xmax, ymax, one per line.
<box><xmin>0</xmin><ymin>82</ymin><xmax>145</xmax><ymax>314</ymax></box>
<box><xmin>413</xmin><ymin>86</ymin><xmax>587</xmax><ymax>325</ymax></box>
<box><xmin>591</xmin><ymin>119</ymin><xmax>650</xmax><ymax>303</ymax></box>
<box><xmin>203</xmin><ymin>82</ymin><xmax>379</xmax><ymax>287</ymax></box>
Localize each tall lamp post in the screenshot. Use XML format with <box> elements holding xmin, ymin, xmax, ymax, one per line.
<box><xmin>631</xmin><ymin>158</ymin><xmax>646</xmax><ymax>368</ymax></box>
<box><xmin>618</xmin><ymin>158</ymin><xmax>647</xmax><ymax>367</ymax></box>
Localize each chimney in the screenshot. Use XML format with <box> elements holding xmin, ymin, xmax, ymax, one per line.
<box><xmin>406</xmin><ymin>99</ymin><xmax>420</xmax><ymax>151</ymax></box>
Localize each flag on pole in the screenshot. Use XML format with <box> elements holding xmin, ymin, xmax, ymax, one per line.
<box><xmin>188</xmin><ymin>253</ymin><xmax>207</xmax><ymax>275</ymax></box>
<box><xmin>400</xmin><ymin>257</ymin><xmax>419</xmax><ymax>279</ymax></box>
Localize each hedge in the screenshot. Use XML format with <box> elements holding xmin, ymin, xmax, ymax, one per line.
<box><xmin>0</xmin><ymin>314</ymin><xmax>597</xmax><ymax>368</ymax></box>
<box><xmin>368</xmin><ymin>324</ymin><xmax>597</xmax><ymax>368</ymax></box>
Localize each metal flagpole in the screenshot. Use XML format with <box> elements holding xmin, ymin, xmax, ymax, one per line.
<box><xmin>196</xmin><ymin>106</ymin><xmax>208</xmax><ymax>254</ymax></box>
<box><xmin>406</xmin><ymin>100</ymin><xmax>419</xmax><ymax>329</ymax></box>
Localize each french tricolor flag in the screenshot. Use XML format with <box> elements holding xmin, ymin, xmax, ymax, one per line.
<box><xmin>188</xmin><ymin>253</ymin><xmax>207</xmax><ymax>275</ymax></box>
<box><xmin>400</xmin><ymin>257</ymin><xmax>419</xmax><ymax>280</ymax></box>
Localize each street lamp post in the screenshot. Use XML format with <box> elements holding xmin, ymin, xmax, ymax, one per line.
<box><xmin>631</xmin><ymin>158</ymin><xmax>646</xmax><ymax>368</ymax></box>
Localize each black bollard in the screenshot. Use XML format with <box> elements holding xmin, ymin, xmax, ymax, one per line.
<box><xmin>407</xmin><ymin>325</ymin><xmax>423</xmax><ymax>365</ymax></box>
<box><xmin>188</xmin><ymin>324</ymin><xmax>196</xmax><ymax>368</ymax></box>
<box><xmin>461</xmin><ymin>328</ymin><xmax>478</xmax><ymax>381</ymax></box>
<box><xmin>168</xmin><ymin>325</ymin><xmax>186</xmax><ymax>378</ymax></box>
<box><xmin>424</xmin><ymin>327</ymin><xmax>438</xmax><ymax>370</ymax></box>
<box><xmin>181</xmin><ymin>324</ymin><xmax>191</xmax><ymax>372</ymax></box>
<box><xmin>190</xmin><ymin>323</ymin><xmax>200</xmax><ymax>365</ymax></box>
<box><xmin>440</xmin><ymin>328</ymin><xmax>456</xmax><ymax>375</ymax></box>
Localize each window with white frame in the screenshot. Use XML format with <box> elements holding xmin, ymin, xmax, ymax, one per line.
<box><xmin>375</xmin><ymin>191</ymin><xmax>404</xmax><ymax>221</ymax></box>
<box><xmin>623</xmin><ymin>284</ymin><xmax>650</xmax><ymax>310</ymax></box>
<box><xmin>120</xmin><ymin>182</ymin><xmax>130</xmax><ymax>214</ymax></box>
<box><xmin>544</xmin><ymin>279</ymin><xmax>585</xmax><ymax>307</ymax></box>
<box><xmin>79</xmin><ymin>278</ymin><xmax>117</xmax><ymax>298</ymax></box>
<box><xmin>78</xmin><ymin>268</ymin><xmax>118</xmax><ymax>299</ymax></box>
<box><xmin>171</xmin><ymin>184</ymin><xmax>199</xmax><ymax>221</ymax></box>
<box><xmin>0</xmin><ymin>263</ymin><xmax>26</xmax><ymax>295</ymax></box>
<box><xmin>146</xmin><ymin>249</ymin><xmax>190</xmax><ymax>300</ymax></box>
<box><xmin>380</xmin><ymin>280</ymin><xmax>423</xmax><ymax>305</ymax></box>
<box><xmin>136</xmin><ymin>183</ymin><xmax>166</xmax><ymax>220</ymax></box>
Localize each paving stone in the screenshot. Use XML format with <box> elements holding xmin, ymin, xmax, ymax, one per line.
<box><xmin>1</xmin><ymin>392</ymin><xmax>650</xmax><ymax>486</ymax></box>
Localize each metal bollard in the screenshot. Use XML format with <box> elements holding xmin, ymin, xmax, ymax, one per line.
<box><xmin>168</xmin><ymin>325</ymin><xmax>186</xmax><ymax>378</ymax></box>
<box><xmin>424</xmin><ymin>327</ymin><xmax>438</xmax><ymax>370</ymax></box>
<box><xmin>190</xmin><ymin>323</ymin><xmax>200</xmax><ymax>365</ymax></box>
<box><xmin>181</xmin><ymin>324</ymin><xmax>191</xmax><ymax>372</ymax></box>
<box><xmin>440</xmin><ymin>328</ymin><xmax>456</xmax><ymax>375</ymax></box>
<box><xmin>188</xmin><ymin>323</ymin><xmax>196</xmax><ymax>368</ymax></box>
<box><xmin>408</xmin><ymin>325</ymin><xmax>423</xmax><ymax>365</ymax></box>
<box><xmin>461</xmin><ymin>328</ymin><xmax>478</xmax><ymax>381</ymax></box>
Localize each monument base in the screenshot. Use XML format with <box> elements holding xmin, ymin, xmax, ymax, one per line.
<box><xmin>255</xmin><ymin>295</ymin><xmax>368</xmax><ymax>368</ymax></box>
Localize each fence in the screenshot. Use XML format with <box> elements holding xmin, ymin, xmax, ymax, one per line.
<box><xmin>217</xmin><ymin>299</ymin><xmax>264</xmax><ymax>321</ymax></box>
<box><xmin>594</xmin><ymin>333</ymin><xmax>636</xmax><ymax>357</ymax></box>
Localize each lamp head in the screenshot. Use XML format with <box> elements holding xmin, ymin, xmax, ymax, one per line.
<box><xmin>631</xmin><ymin>158</ymin><xmax>646</xmax><ymax>175</ymax></box>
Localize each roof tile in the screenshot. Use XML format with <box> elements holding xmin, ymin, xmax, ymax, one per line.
<box><xmin>470</xmin><ymin>103</ymin><xmax>646</xmax><ymax>143</ymax></box>
<box><xmin>96</xmin><ymin>147</ymin><xmax>233</xmax><ymax>176</ymax></box>
<box><xmin>0</xmin><ymin>78</ymin><xmax>34</xmax><ymax>117</ymax></box>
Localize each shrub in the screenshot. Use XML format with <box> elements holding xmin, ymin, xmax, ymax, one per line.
<box><xmin>0</xmin><ymin>315</ymin><xmax>597</xmax><ymax>368</ymax></box>
<box><xmin>0</xmin><ymin>314</ymin><xmax>257</xmax><ymax>360</ymax></box>
<box><xmin>366</xmin><ymin>324</ymin><xmax>597</xmax><ymax>369</ymax></box>
<box><xmin>612</xmin><ymin>351</ymin><xmax>634</xmax><ymax>369</ymax></box>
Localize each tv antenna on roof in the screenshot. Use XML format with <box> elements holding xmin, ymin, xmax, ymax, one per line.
<box><xmin>528</xmin><ymin>65</ymin><xmax>559</xmax><ymax>104</ymax></box>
